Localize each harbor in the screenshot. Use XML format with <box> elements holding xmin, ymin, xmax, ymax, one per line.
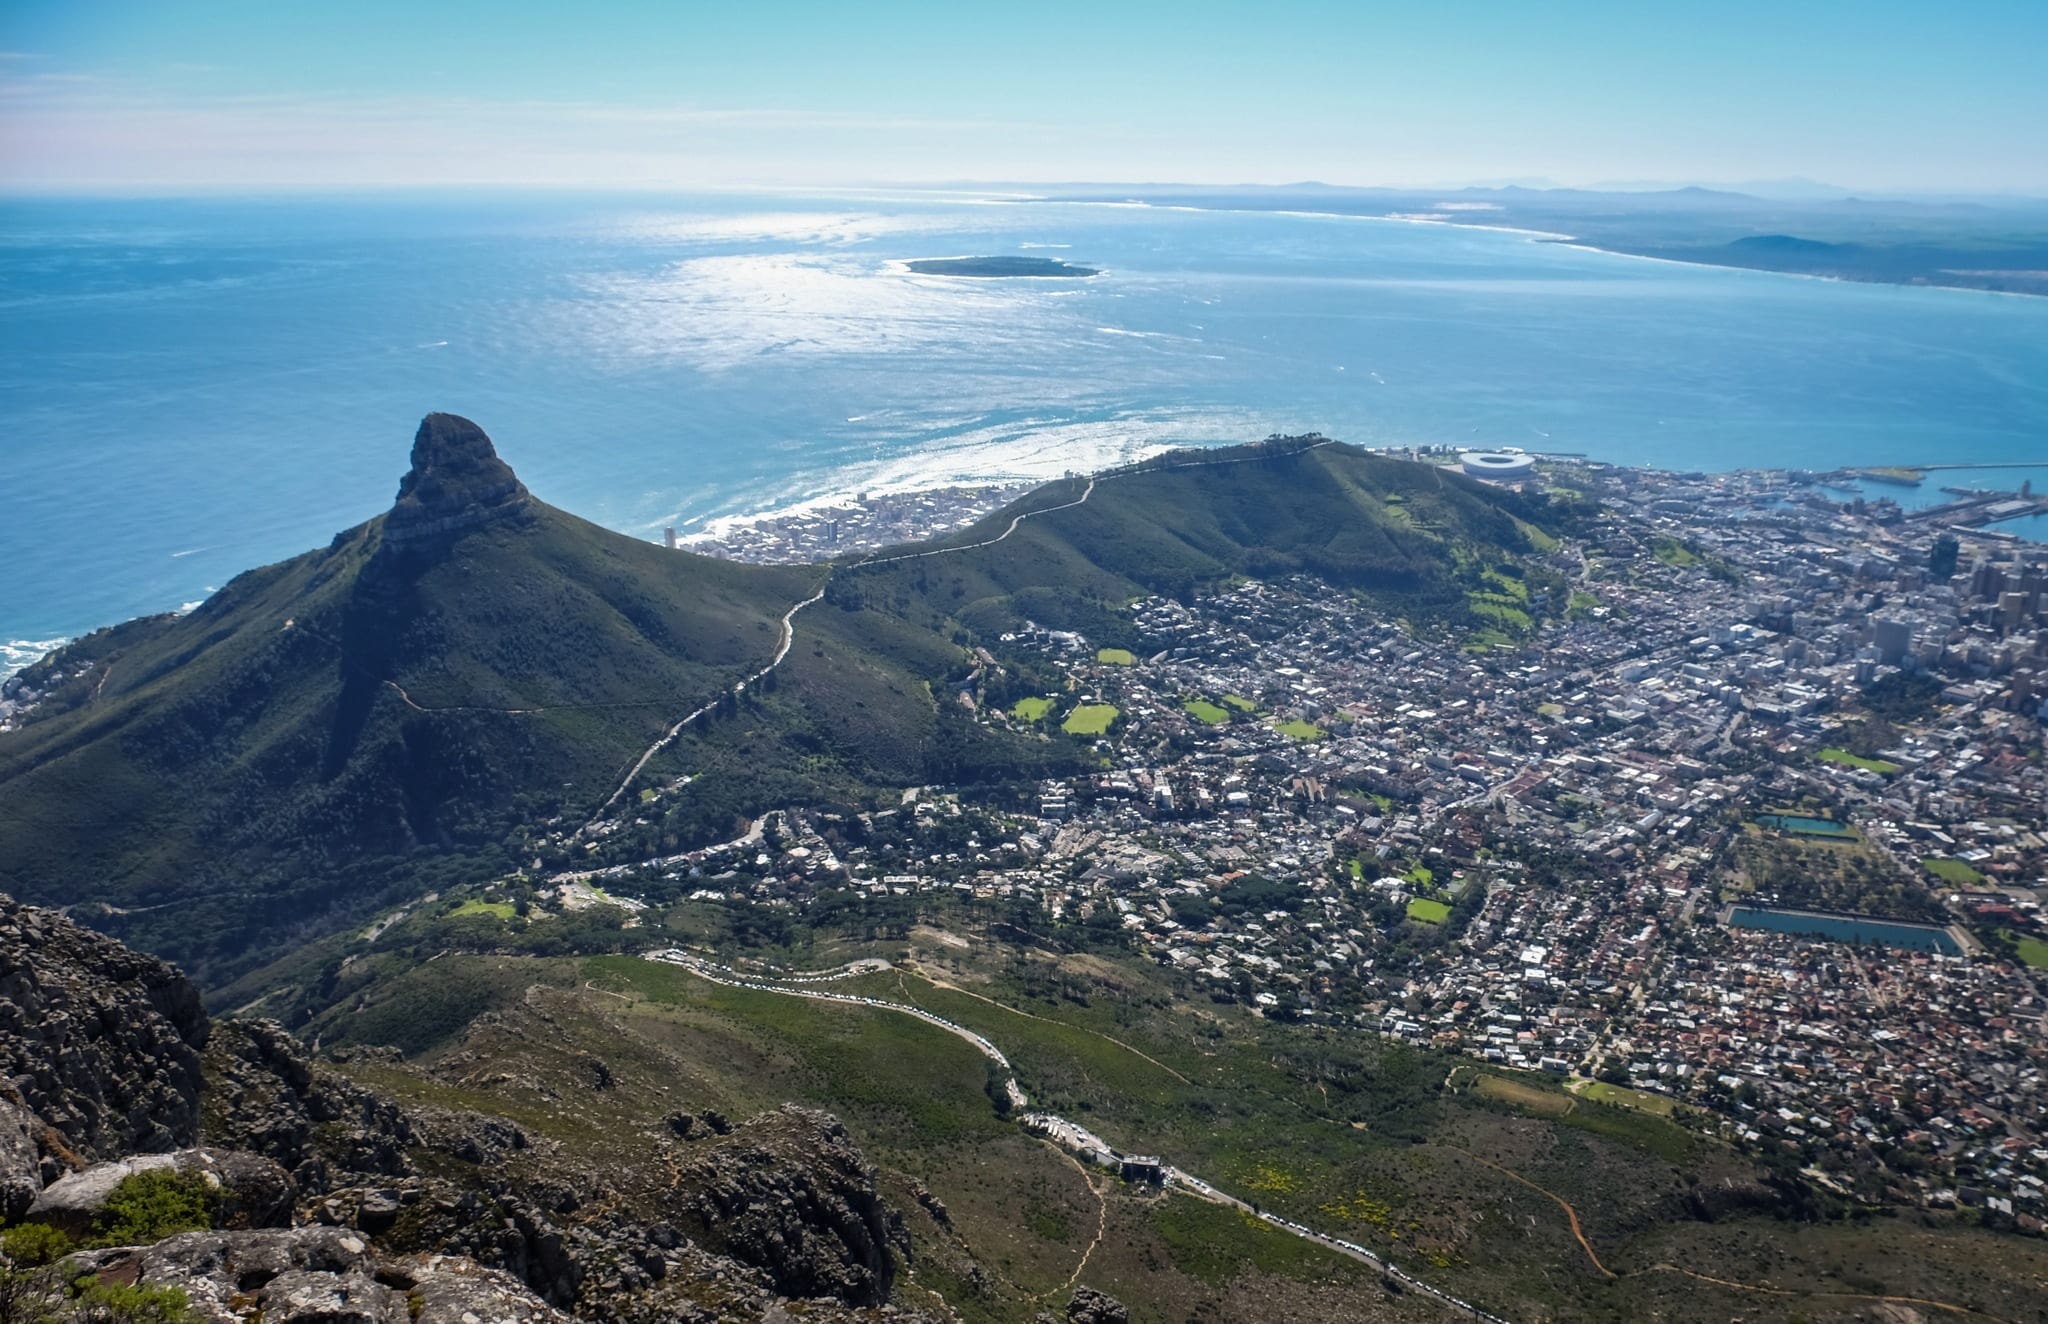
<box><xmin>1812</xmin><ymin>461</ymin><xmax>2048</xmax><ymax>534</ymax></box>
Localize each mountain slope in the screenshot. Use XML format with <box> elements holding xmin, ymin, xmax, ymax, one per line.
<box><xmin>0</xmin><ymin>422</ymin><xmax>1561</xmax><ymax>983</ymax></box>
<box><xmin>0</xmin><ymin>417</ymin><xmax>910</xmax><ymax>979</ymax></box>
<box><xmin>499</xmin><ymin>438</ymin><xmax>1568</xmax><ymax>885</ymax></box>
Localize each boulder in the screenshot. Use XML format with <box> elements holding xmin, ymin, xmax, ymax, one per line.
<box><xmin>26</xmin><ymin>1147</ymin><xmax>293</xmax><ymax>1237</ymax></box>
<box><xmin>1067</xmin><ymin>1286</ymin><xmax>1130</xmax><ymax>1324</ymax></box>
<box><xmin>75</xmin><ymin>1227</ymin><xmax>569</xmax><ymax>1324</ymax></box>
<box><xmin>28</xmin><ymin>1152</ymin><xmax>179</xmax><ymax>1234</ymax></box>
<box><xmin>0</xmin><ymin>1096</ymin><xmax>42</xmax><ymax>1220</ymax></box>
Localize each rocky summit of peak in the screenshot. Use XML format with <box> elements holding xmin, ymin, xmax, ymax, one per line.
<box><xmin>384</xmin><ymin>412</ymin><xmax>532</xmax><ymax>545</ymax></box>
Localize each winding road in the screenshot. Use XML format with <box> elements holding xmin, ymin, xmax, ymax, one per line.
<box><xmin>582</xmin><ymin>583</ymin><xmax>828</xmax><ymax>829</ymax></box>
<box><xmin>285</xmin><ymin>439</ymin><xmax>1339</xmax><ymax>844</ymax></box>
<box><xmin>583</xmin><ymin>438</ymin><xmax>1339</xmax><ymax>831</ymax></box>
<box><xmin>637</xmin><ymin>948</ymin><xmax>2017</xmax><ymax>1323</ymax></box>
<box><xmin>642</xmin><ymin>946</ymin><xmax>1510</xmax><ymax>1324</ymax></box>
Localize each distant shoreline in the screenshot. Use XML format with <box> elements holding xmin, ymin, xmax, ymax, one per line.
<box><xmin>1538</xmin><ymin>236</ymin><xmax>2047</xmax><ymax>300</ymax></box>
<box><xmin>12</xmin><ymin>442</ymin><xmax>2048</xmax><ymax>682</ymax></box>
<box><xmin>1035</xmin><ymin>197</ymin><xmax>2048</xmax><ymax>299</ymax></box>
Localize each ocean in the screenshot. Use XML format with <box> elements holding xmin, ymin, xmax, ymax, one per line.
<box><xmin>4</xmin><ymin>189</ymin><xmax>2047</xmax><ymax>671</ymax></box>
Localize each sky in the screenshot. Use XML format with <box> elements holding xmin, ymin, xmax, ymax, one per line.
<box><xmin>3</xmin><ymin>0</ymin><xmax>2046</xmax><ymax>194</ymax></box>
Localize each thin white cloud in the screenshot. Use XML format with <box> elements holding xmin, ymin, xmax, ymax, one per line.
<box><xmin>0</xmin><ymin>71</ymin><xmax>1075</xmax><ymax>188</ymax></box>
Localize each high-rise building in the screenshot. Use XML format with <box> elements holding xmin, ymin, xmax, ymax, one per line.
<box><xmin>1871</xmin><ymin>616</ymin><xmax>1913</xmax><ymax>666</ymax></box>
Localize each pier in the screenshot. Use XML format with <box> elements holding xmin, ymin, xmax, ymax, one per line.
<box><xmin>1905</xmin><ymin>488</ymin><xmax>2048</xmax><ymax>528</ymax></box>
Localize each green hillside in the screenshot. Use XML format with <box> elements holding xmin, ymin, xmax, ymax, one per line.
<box><xmin>0</xmin><ymin>418</ymin><xmax>946</xmax><ymax>981</ymax></box>
<box><xmin>276</xmin><ymin>924</ymin><xmax>2048</xmax><ymax>1324</ymax></box>
<box><xmin>834</xmin><ymin>437</ymin><xmax>1559</xmax><ymax>642</ymax></box>
<box><xmin>0</xmin><ymin>423</ymin><xmax>1562</xmax><ymax>984</ymax></box>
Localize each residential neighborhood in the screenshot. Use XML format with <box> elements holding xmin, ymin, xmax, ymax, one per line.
<box><xmin>556</xmin><ymin>453</ymin><xmax>2048</xmax><ymax>1230</ymax></box>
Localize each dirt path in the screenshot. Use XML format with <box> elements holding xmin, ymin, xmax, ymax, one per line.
<box><xmin>849</xmin><ymin>477</ymin><xmax>1096</xmax><ymax>568</ymax></box>
<box><xmin>1036</xmin><ymin>1142</ymin><xmax>1109</xmax><ymax>1300</ymax></box>
<box><xmin>1439</xmin><ymin>1144</ymin><xmax>1612</xmax><ymax>1278</ymax></box>
<box><xmin>1442</xmin><ymin>1144</ymin><xmax>2012</xmax><ymax>1321</ymax></box>
<box><xmin>582</xmin><ymin>581</ymin><xmax>827</xmax><ymax>828</ymax></box>
<box><xmin>284</xmin><ymin>617</ymin><xmax>675</xmax><ymax>717</ymax></box>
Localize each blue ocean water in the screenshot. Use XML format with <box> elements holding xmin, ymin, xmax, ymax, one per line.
<box><xmin>4</xmin><ymin>190</ymin><xmax>2047</xmax><ymax>666</ymax></box>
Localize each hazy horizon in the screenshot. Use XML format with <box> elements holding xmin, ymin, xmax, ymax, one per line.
<box><xmin>6</xmin><ymin>178</ymin><xmax>2048</xmax><ymax>206</ymax></box>
<box><xmin>6</xmin><ymin>0</ymin><xmax>2046</xmax><ymax>195</ymax></box>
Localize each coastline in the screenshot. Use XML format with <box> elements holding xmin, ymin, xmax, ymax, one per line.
<box><xmin>1031</xmin><ymin>197</ymin><xmax>2046</xmax><ymax>299</ymax></box>
<box><xmin>1029</xmin><ymin>196</ymin><xmax>1578</xmax><ymax>243</ymax></box>
<box><xmin>13</xmin><ymin>440</ymin><xmax>2048</xmax><ymax>684</ymax></box>
<box><xmin>672</xmin><ymin>434</ymin><xmax>1180</xmax><ymax>550</ymax></box>
<box><xmin>675</xmin><ymin>479</ymin><xmax>1041</xmax><ymax>563</ymax></box>
<box><xmin>1543</xmin><ymin>238</ymin><xmax>2048</xmax><ymax>300</ymax></box>
<box><xmin>1</xmin><ymin>637</ymin><xmax>71</xmax><ymax>685</ymax></box>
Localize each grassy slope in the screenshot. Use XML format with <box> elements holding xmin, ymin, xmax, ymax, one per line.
<box><xmin>0</xmin><ymin>506</ymin><xmax>817</xmax><ymax>978</ymax></box>
<box><xmin>319</xmin><ymin>953</ymin><xmax>1412</xmax><ymax>1324</ymax></box>
<box><xmin>307</xmin><ymin>932</ymin><xmax>2048</xmax><ymax>1324</ymax></box>
<box><xmin>851</xmin><ymin>443</ymin><xmax>1552</xmax><ymax>646</ymax></box>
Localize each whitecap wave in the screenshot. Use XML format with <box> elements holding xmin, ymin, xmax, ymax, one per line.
<box><xmin>681</xmin><ymin>405</ymin><xmax>1282</xmax><ymax>543</ymax></box>
<box><xmin>1</xmin><ymin>637</ymin><xmax>69</xmax><ymax>682</ymax></box>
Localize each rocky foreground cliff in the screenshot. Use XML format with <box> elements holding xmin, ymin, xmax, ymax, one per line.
<box><xmin>0</xmin><ymin>894</ymin><xmax>1132</xmax><ymax>1324</ymax></box>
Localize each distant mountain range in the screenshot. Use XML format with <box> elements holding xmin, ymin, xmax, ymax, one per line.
<box><xmin>0</xmin><ymin>415</ymin><xmax>1561</xmax><ymax>985</ymax></box>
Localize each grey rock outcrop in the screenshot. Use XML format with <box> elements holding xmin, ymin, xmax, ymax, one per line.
<box><xmin>310</xmin><ymin>1176</ymin><xmax>585</xmax><ymax>1307</ymax></box>
<box><xmin>73</xmin><ymin>1226</ymin><xmax>569</xmax><ymax>1324</ymax></box>
<box><xmin>1</xmin><ymin>897</ymin><xmax>952</xmax><ymax>1324</ymax></box>
<box><xmin>676</xmin><ymin>1105</ymin><xmax>909</xmax><ymax>1307</ymax></box>
<box><xmin>411</xmin><ymin>1106</ymin><xmax>529</xmax><ymax>1166</ymax></box>
<box><xmin>1</xmin><ymin>1097</ymin><xmax>41</xmax><ymax>1219</ymax></box>
<box><xmin>201</xmin><ymin>1018</ymin><xmax>413</xmax><ymax>1193</ymax></box>
<box><xmin>382</xmin><ymin>413</ymin><xmax>532</xmax><ymax>546</ymax></box>
<box><xmin>1065</xmin><ymin>1285</ymin><xmax>1130</xmax><ymax>1324</ymax></box>
<box><xmin>27</xmin><ymin>1147</ymin><xmax>293</xmax><ymax>1236</ymax></box>
<box><xmin>0</xmin><ymin>893</ymin><xmax>208</xmax><ymax>1189</ymax></box>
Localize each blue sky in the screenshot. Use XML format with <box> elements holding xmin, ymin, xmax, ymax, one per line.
<box><xmin>4</xmin><ymin>0</ymin><xmax>2045</xmax><ymax>192</ymax></box>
